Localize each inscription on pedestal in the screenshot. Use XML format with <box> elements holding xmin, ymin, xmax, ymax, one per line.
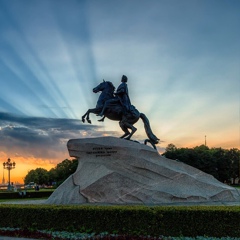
<box><xmin>86</xmin><ymin>147</ymin><xmax>117</xmax><ymax>157</ymax></box>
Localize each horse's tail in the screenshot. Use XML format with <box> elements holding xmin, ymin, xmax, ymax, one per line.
<box><xmin>140</xmin><ymin>113</ymin><xmax>159</xmax><ymax>149</ymax></box>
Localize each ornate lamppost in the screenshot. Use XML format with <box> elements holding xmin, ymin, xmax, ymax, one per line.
<box><xmin>2</xmin><ymin>166</ymin><xmax>5</xmax><ymax>184</ymax></box>
<box><xmin>3</xmin><ymin>158</ymin><xmax>16</xmax><ymax>190</ymax></box>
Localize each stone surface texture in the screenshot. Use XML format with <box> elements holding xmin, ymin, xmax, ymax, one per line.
<box><xmin>46</xmin><ymin>137</ymin><xmax>240</xmax><ymax>205</ymax></box>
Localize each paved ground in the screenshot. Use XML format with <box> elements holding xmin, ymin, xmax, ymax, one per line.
<box><xmin>1</xmin><ymin>199</ymin><xmax>240</xmax><ymax>206</ymax></box>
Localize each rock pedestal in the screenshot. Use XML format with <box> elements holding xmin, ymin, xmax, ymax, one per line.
<box><xmin>46</xmin><ymin>137</ymin><xmax>240</xmax><ymax>205</ymax></box>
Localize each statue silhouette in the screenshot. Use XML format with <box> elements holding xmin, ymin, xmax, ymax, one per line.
<box><xmin>98</xmin><ymin>75</ymin><xmax>131</xmax><ymax>117</ymax></box>
<box><xmin>82</xmin><ymin>76</ymin><xmax>159</xmax><ymax>149</ymax></box>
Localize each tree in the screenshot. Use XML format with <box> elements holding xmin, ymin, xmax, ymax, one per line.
<box><xmin>162</xmin><ymin>144</ymin><xmax>240</xmax><ymax>184</ymax></box>
<box><xmin>163</xmin><ymin>144</ymin><xmax>178</xmax><ymax>159</ymax></box>
<box><xmin>51</xmin><ymin>159</ymin><xmax>78</xmax><ymax>185</ymax></box>
<box><xmin>24</xmin><ymin>168</ymin><xmax>49</xmax><ymax>185</ymax></box>
<box><xmin>48</xmin><ymin>167</ymin><xmax>57</xmax><ymax>185</ymax></box>
<box><xmin>24</xmin><ymin>159</ymin><xmax>79</xmax><ymax>187</ymax></box>
<box><xmin>225</xmin><ymin>148</ymin><xmax>240</xmax><ymax>184</ymax></box>
<box><xmin>211</xmin><ymin>148</ymin><xmax>228</xmax><ymax>182</ymax></box>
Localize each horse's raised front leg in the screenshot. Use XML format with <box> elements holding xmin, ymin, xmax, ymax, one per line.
<box><xmin>82</xmin><ymin>109</ymin><xmax>91</xmax><ymax>124</ymax></box>
<box><xmin>82</xmin><ymin>108</ymin><xmax>100</xmax><ymax>124</ymax></box>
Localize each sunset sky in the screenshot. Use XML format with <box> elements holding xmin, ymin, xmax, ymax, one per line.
<box><xmin>0</xmin><ymin>0</ymin><xmax>239</xmax><ymax>183</ymax></box>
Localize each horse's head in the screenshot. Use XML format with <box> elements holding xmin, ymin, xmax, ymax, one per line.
<box><xmin>93</xmin><ymin>80</ymin><xmax>115</xmax><ymax>94</ymax></box>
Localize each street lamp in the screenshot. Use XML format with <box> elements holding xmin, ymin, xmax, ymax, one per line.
<box><xmin>3</xmin><ymin>158</ymin><xmax>16</xmax><ymax>190</ymax></box>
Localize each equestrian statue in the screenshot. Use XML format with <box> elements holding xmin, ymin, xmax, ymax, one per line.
<box><xmin>82</xmin><ymin>75</ymin><xmax>159</xmax><ymax>149</ymax></box>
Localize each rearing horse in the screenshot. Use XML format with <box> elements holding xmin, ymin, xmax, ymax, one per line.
<box><xmin>82</xmin><ymin>80</ymin><xmax>159</xmax><ymax>149</ymax></box>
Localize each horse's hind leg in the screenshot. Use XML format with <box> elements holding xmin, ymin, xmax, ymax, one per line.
<box><xmin>125</xmin><ymin>123</ymin><xmax>137</xmax><ymax>140</ymax></box>
<box><xmin>119</xmin><ymin>120</ymin><xmax>137</xmax><ymax>140</ymax></box>
<box><xmin>119</xmin><ymin>121</ymin><xmax>130</xmax><ymax>138</ymax></box>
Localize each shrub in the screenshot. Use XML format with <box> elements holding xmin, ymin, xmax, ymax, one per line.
<box><xmin>0</xmin><ymin>205</ymin><xmax>239</xmax><ymax>237</ymax></box>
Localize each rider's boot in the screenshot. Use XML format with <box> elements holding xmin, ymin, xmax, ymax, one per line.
<box><xmin>97</xmin><ymin>107</ymin><xmax>106</xmax><ymax>117</ymax></box>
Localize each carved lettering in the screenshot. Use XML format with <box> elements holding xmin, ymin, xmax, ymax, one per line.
<box><xmin>85</xmin><ymin>147</ymin><xmax>117</xmax><ymax>157</ymax></box>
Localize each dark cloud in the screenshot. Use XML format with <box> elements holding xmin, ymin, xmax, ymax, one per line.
<box><xmin>0</xmin><ymin>112</ymin><xmax>95</xmax><ymax>130</ymax></box>
<box><xmin>0</xmin><ymin>112</ymin><xmax>102</xmax><ymax>159</ymax></box>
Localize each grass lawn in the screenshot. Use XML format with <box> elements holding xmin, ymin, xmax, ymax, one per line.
<box><xmin>0</xmin><ymin>188</ymin><xmax>54</xmax><ymax>202</ymax></box>
<box><xmin>0</xmin><ymin>197</ymin><xmax>48</xmax><ymax>203</ymax></box>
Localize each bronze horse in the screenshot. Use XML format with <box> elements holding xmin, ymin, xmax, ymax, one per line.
<box><xmin>82</xmin><ymin>80</ymin><xmax>159</xmax><ymax>149</ymax></box>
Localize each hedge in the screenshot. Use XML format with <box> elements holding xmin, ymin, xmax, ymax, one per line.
<box><xmin>0</xmin><ymin>205</ymin><xmax>239</xmax><ymax>237</ymax></box>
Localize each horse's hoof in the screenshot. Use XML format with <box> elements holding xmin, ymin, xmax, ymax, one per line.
<box><xmin>87</xmin><ymin>120</ymin><xmax>92</xmax><ymax>124</ymax></box>
<box><xmin>82</xmin><ymin>118</ymin><xmax>85</xmax><ymax>123</ymax></box>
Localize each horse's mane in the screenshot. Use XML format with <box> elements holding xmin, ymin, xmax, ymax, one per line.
<box><xmin>106</xmin><ymin>81</ymin><xmax>115</xmax><ymax>92</ymax></box>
